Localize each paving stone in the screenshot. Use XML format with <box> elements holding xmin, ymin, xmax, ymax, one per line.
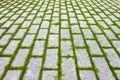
<box><xmin>71</xmin><ymin>25</ymin><xmax>81</xmax><ymax>33</ymax></box>
<box><xmin>33</xmin><ymin>18</ymin><xmax>41</xmax><ymax>24</ymax></box>
<box><xmin>112</xmin><ymin>41</ymin><xmax>120</xmax><ymax>52</ymax></box>
<box><xmin>87</xmin><ymin>40</ymin><xmax>102</xmax><ymax>55</ymax></box>
<box><xmin>61</xmin><ymin>21</ymin><xmax>68</xmax><ymax>28</ymax></box>
<box><xmin>93</xmin><ymin>57</ymin><xmax>115</xmax><ymax>80</ymax></box>
<box><xmin>82</xmin><ymin>29</ymin><xmax>94</xmax><ymax>39</ymax></box>
<box><xmin>77</xmin><ymin>15</ymin><xmax>84</xmax><ymax>20</ymax></box>
<box><xmin>7</xmin><ymin>25</ymin><xmax>18</xmax><ymax>33</ymax></box>
<box><xmin>42</xmin><ymin>71</ymin><xmax>57</xmax><ymax>80</ymax></box>
<box><xmin>14</xmin><ymin>29</ymin><xmax>27</xmax><ymax>39</ymax></box>
<box><xmin>23</xmin><ymin>58</ymin><xmax>42</xmax><ymax>80</ymax></box>
<box><xmin>3</xmin><ymin>40</ymin><xmax>20</xmax><ymax>55</ymax></box>
<box><xmin>61</xmin><ymin>15</ymin><xmax>68</xmax><ymax>20</ymax></box>
<box><xmin>73</xmin><ymin>35</ymin><xmax>85</xmax><ymax>47</ymax></box>
<box><xmin>0</xmin><ymin>57</ymin><xmax>10</xmax><ymax>76</ymax></box>
<box><xmin>0</xmin><ymin>29</ymin><xmax>6</xmax><ymax>36</ymax></box>
<box><xmin>27</xmin><ymin>15</ymin><xmax>35</xmax><ymax>20</ymax></box>
<box><xmin>104</xmin><ymin>30</ymin><xmax>117</xmax><ymax>39</ymax></box>
<box><xmin>2</xmin><ymin>21</ymin><xmax>13</xmax><ymax>28</ymax></box>
<box><xmin>3</xmin><ymin>70</ymin><xmax>21</xmax><ymax>80</ymax></box>
<box><xmin>48</xmin><ymin>35</ymin><xmax>58</xmax><ymax>47</ymax></box>
<box><xmin>61</xmin><ymin>41</ymin><xmax>73</xmax><ymax>56</ymax></box>
<box><xmin>0</xmin><ymin>34</ymin><xmax>11</xmax><ymax>46</ymax></box>
<box><xmin>41</xmin><ymin>21</ymin><xmax>49</xmax><ymax>28</ymax></box>
<box><xmin>87</xmin><ymin>18</ymin><xmax>96</xmax><ymax>24</ymax></box>
<box><xmin>50</xmin><ymin>25</ymin><xmax>59</xmax><ymax>33</ymax></box>
<box><xmin>0</xmin><ymin>0</ymin><xmax>120</xmax><ymax>79</ymax></box>
<box><xmin>62</xmin><ymin>58</ymin><xmax>77</xmax><ymax>80</ymax></box>
<box><xmin>12</xmin><ymin>49</ymin><xmax>29</xmax><ymax>67</ymax></box>
<box><xmin>80</xmin><ymin>70</ymin><xmax>96</xmax><ymax>80</ymax></box>
<box><xmin>76</xmin><ymin>49</ymin><xmax>92</xmax><ymax>67</ymax></box>
<box><xmin>44</xmin><ymin>49</ymin><xmax>58</xmax><ymax>68</ymax></box>
<box><xmin>70</xmin><ymin>18</ymin><xmax>77</xmax><ymax>24</ymax></box>
<box><xmin>22</xmin><ymin>34</ymin><xmax>35</xmax><ymax>47</ymax></box>
<box><xmin>32</xmin><ymin>40</ymin><xmax>45</xmax><ymax>56</ymax></box>
<box><xmin>21</xmin><ymin>21</ymin><xmax>32</xmax><ymax>28</ymax></box>
<box><xmin>61</xmin><ymin>29</ymin><xmax>70</xmax><ymax>39</ymax></box>
<box><xmin>115</xmin><ymin>70</ymin><xmax>120</xmax><ymax>79</ymax></box>
<box><xmin>15</xmin><ymin>18</ymin><xmax>25</xmax><ymax>24</ymax></box>
<box><xmin>111</xmin><ymin>26</ymin><xmax>120</xmax><ymax>34</ymax></box>
<box><xmin>37</xmin><ymin>29</ymin><xmax>48</xmax><ymax>39</ymax></box>
<box><xmin>98</xmin><ymin>21</ymin><xmax>108</xmax><ymax>28</ymax></box>
<box><xmin>104</xmin><ymin>49</ymin><xmax>120</xmax><ymax>67</ymax></box>
<box><xmin>97</xmin><ymin>35</ymin><xmax>111</xmax><ymax>47</ymax></box>
<box><xmin>28</xmin><ymin>25</ymin><xmax>39</xmax><ymax>34</ymax></box>
<box><xmin>52</xmin><ymin>17</ymin><xmax>59</xmax><ymax>24</ymax></box>
<box><xmin>91</xmin><ymin>25</ymin><xmax>102</xmax><ymax>33</ymax></box>
<box><xmin>80</xmin><ymin>21</ymin><xmax>88</xmax><ymax>28</ymax></box>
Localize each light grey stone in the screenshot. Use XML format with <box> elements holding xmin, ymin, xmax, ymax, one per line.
<box><xmin>41</xmin><ymin>21</ymin><xmax>49</xmax><ymax>28</ymax></box>
<box><xmin>61</xmin><ymin>15</ymin><xmax>68</xmax><ymax>20</ymax></box>
<box><xmin>21</xmin><ymin>21</ymin><xmax>32</xmax><ymax>28</ymax></box>
<box><xmin>44</xmin><ymin>49</ymin><xmax>58</xmax><ymax>68</ymax></box>
<box><xmin>27</xmin><ymin>15</ymin><xmax>35</xmax><ymax>20</ymax></box>
<box><xmin>93</xmin><ymin>57</ymin><xmax>115</xmax><ymax>80</ymax></box>
<box><xmin>61</xmin><ymin>29</ymin><xmax>70</xmax><ymax>39</ymax></box>
<box><xmin>87</xmin><ymin>18</ymin><xmax>96</xmax><ymax>24</ymax></box>
<box><xmin>14</xmin><ymin>29</ymin><xmax>26</xmax><ymax>39</ymax></box>
<box><xmin>7</xmin><ymin>25</ymin><xmax>18</xmax><ymax>33</ymax></box>
<box><xmin>0</xmin><ymin>29</ymin><xmax>6</xmax><ymax>36</ymax></box>
<box><xmin>104</xmin><ymin>49</ymin><xmax>120</xmax><ymax>67</ymax></box>
<box><xmin>3</xmin><ymin>70</ymin><xmax>21</xmax><ymax>80</ymax></box>
<box><xmin>33</xmin><ymin>18</ymin><xmax>41</xmax><ymax>24</ymax></box>
<box><xmin>73</xmin><ymin>35</ymin><xmax>85</xmax><ymax>47</ymax></box>
<box><xmin>0</xmin><ymin>34</ymin><xmax>11</xmax><ymax>46</ymax></box>
<box><xmin>111</xmin><ymin>26</ymin><xmax>120</xmax><ymax>34</ymax></box>
<box><xmin>62</xmin><ymin>58</ymin><xmax>77</xmax><ymax>80</ymax></box>
<box><xmin>79</xmin><ymin>21</ymin><xmax>88</xmax><ymax>28</ymax></box>
<box><xmin>70</xmin><ymin>18</ymin><xmax>77</xmax><ymax>24</ymax></box>
<box><xmin>97</xmin><ymin>35</ymin><xmax>111</xmax><ymax>47</ymax></box>
<box><xmin>50</xmin><ymin>25</ymin><xmax>59</xmax><ymax>33</ymax></box>
<box><xmin>2</xmin><ymin>21</ymin><xmax>13</xmax><ymax>28</ymax></box>
<box><xmin>76</xmin><ymin>49</ymin><xmax>92</xmax><ymax>67</ymax></box>
<box><xmin>71</xmin><ymin>25</ymin><xmax>81</xmax><ymax>33</ymax></box>
<box><xmin>12</xmin><ymin>49</ymin><xmax>29</xmax><ymax>67</ymax></box>
<box><xmin>104</xmin><ymin>30</ymin><xmax>117</xmax><ymax>39</ymax></box>
<box><xmin>0</xmin><ymin>58</ymin><xmax>10</xmax><ymax>76</ymax></box>
<box><xmin>77</xmin><ymin>15</ymin><xmax>84</xmax><ymax>20</ymax></box>
<box><xmin>87</xmin><ymin>40</ymin><xmax>102</xmax><ymax>55</ymax></box>
<box><xmin>23</xmin><ymin>58</ymin><xmax>42</xmax><ymax>80</ymax></box>
<box><xmin>91</xmin><ymin>25</ymin><xmax>102</xmax><ymax>33</ymax></box>
<box><xmin>97</xmin><ymin>21</ymin><xmax>108</xmax><ymax>28</ymax></box>
<box><xmin>112</xmin><ymin>41</ymin><xmax>120</xmax><ymax>52</ymax></box>
<box><xmin>3</xmin><ymin>40</ymin><xmax>20</xmax><ymax>55</ymax></box>
<box><xmin>28</xmin><ymin>25</ymin><xmax>39</xmax><ymax>33</ymax></box>
<box><xmin>61</xmin><ymin>41</ymin><xmax>73</xmax><ymax>56</ymax></box>
<box><xmin>37</xmin><ymin>29</ymin><xmax>48</xmax><ymax>39</ymax></box>
<box><xmin>42</xmin><ymin>71</ymin><xmax>57</xmax><ymax>80</ymax></box>
<box><xmin>80</xmin><ymin>70</ymin><xmax>96</xmax><ymax>80</ymax></box>
<box><xmin>32</xmin><ymin>40</ymin><xmax>45</xmax><ymax>56</ymax></box>
<box><xmin>48</xmin><ymin>35</ymin><xmax>58</xmax><ymax>47</ymax></box>
<box><xmin>82</xmin><ymin>29</ymin><xmax>94</xmax><ymax>39</ymax></box>
<box><xmin>115</xmin><ymin>70</ymin><xmax>120</xmax><ymax>79</ymax></box>
<box><xmin>15</xmin><ymin>18</ymin><xmax>25</xmax><ymax>24</ymax></box>
<box><xmin>22</xmin><ymin>35</ymin><xmax>35</xmax><ymax>47</ymax></box>
<box><xmin>61</xmin><ymin>21</ymin><xmax>68</xmax><ymax>28</ymax></box>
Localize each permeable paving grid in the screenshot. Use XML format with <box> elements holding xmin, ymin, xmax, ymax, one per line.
<box><xmin>0</xmin><ymin>0</ymin><xmax>120</xmax><ymax>80</ymax></box>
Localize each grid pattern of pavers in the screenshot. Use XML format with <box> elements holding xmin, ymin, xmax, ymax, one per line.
<box><xmin>0</xmin><ymin>0</ymin><xmax>120</xmax><ymax>80</ymax></box>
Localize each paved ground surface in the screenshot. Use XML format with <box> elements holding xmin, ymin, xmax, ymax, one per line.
<box><xmin>0</xmin><ymin>0</ymin><xmax>120</xmax><ymax>80</ymax></box>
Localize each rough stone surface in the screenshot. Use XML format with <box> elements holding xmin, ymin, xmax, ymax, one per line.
<box><xmin>0</xmin><ymin>0</ymin><xmax>120</xmax><ymax>79</ymax></box>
